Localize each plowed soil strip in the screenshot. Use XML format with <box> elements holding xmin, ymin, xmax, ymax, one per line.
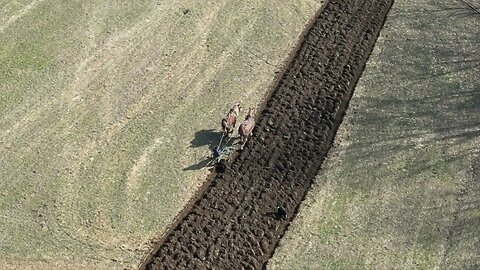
<box><xmin>144</xmin><ymin>0</ymin><xmax>393</xmax><ymax>269</ymax></box>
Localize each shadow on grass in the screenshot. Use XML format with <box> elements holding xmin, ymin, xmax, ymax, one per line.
<box><xmin>182</xmin><ymin>129</ymin><xmax>222</xmax><ymax>171</ymax></box>
<box><xmin>321</xmin><ymin>0</ymin><xmax>480</xmax><ymax>266</ymax></box>
<box><xmin>189</xmin><ymin>129</ymin><xmax>223</xmax><ymax>150</ymax></box>
<box><xmin>345</xmin><ymin>0</ymin><xmax>480</xmax><ymax>175</ymax></box>
<box><xmin>184</xmin><ymin>131</ymin><xmax>239</xmax><ymax>171</ymax></box>
<box><xmin>390</xmin><ymin>0</ymin><xmax>480</xmax><ymax>17</ymax></box>
<box><xmin>344</xmin><ymin>91</ymin><xmax>480</xmax><ymax>193</ymax></box>
<box><xmin>337</xmin><ymin>71</ymin><xmax>480</xmax><ymax>269</ymax></box>
<box><xmin>183</xmin><ymin>158</ymin><xmax>213</xmax><ymax>171</ymax></box>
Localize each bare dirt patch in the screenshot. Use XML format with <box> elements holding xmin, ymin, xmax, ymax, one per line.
<box><xmin>144</xmin><ymin>0</ymin><xmax>394</xmax><ymax>269</ymax></box>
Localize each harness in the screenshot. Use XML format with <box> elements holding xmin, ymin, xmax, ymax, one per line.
<box><xmin>225</xmin><ymin>109</ymin><xmax>238</xmax><ymax>126</ymax></box>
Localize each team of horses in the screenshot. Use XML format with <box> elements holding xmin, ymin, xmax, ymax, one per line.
<box><xmin>221</xmin><ymin>103</ymin><xmax>256</xmax><ymax>150</ymax></box>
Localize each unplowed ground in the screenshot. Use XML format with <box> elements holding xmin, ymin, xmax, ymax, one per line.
<box><xmin>1</xmin><ymin>1</ymin><xmax>323</xmax><ymax>269</ymax></box>
<box><xmin>145</xmin><ymin>0</ymin><xmax>394</xmax><ymax>269</ymax></box>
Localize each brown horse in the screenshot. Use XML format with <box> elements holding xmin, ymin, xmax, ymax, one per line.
<box><xmin>238</xmin><ymin>107</ymin><xmax>256</xmax><ymax>150</ymax></box>
<box><xmin>221</xmin><ymin>103</ymin><xmax>241</xmax><ymax>136</ymax></box>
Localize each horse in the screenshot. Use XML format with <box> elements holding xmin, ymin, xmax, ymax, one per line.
<box><xmin>238</xmin><ymin>107</ymin><xmax>256</xmax><ymax>150</ymax></box>
<box><xmin>221</xmin><ymin>102</ymin><xmax>241</xmax><ymax>136</ymax></box>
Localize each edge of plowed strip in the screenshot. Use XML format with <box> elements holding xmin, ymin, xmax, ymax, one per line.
<box><xmin>262</xmin><ymin>0</ymin><xmax>395</xmax><ymax>268</ymax></box>
<box><xmin>137</xmin><ymin>2</ymin><xmax>331</xmax><ymax>269</ymax></box>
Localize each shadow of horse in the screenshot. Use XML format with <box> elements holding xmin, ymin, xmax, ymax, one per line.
<box><xmin>184</xmin><ymin>129</ymin><xmax>239</xmax><ymax>171</ymax></box>
<box><xmin>189</xmin><ymin>129</ymin><xmax>223</xmax><ymax>150</ymax></box>
<box><xmin>183</xmin><ymin>129</ymin><xmax>224</xmax><ymax>171</ymax></box>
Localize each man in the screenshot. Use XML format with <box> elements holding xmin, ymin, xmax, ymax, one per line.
<box><xmin>212</xmin><ymin>146</ymin><xmax>222</xmax><ymax>160</ymax></box>
<box><xmin>276</xmin><ymin>205</ymin><xmax>288</xmax><ymax>220</ymax></box>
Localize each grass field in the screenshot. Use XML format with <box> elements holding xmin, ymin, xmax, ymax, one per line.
<box><xmin>0</xmin><ymin>0</ymin><xmax>323</xmax><ymax>269</ymax></box>
<box><xmin>268</xmin><ymin>0</ymin><xmax>480</xmax><ymax>269</ymax></box>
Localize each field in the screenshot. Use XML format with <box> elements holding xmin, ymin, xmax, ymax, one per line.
<box><xmin>145</xmin><ymin>0</ymin><xmax>394</xmax><ymax>268</ymax></box>
<box><xmin>269</xmin><ymin>0</ymin><xmax>480</xmax><ymax>269</ymax></box>
<box><xmin>1</xmin><ymin>0</ymin><xmax>478</xmax><ymax>269</ymax></box>
<box><xmin>0</xmin><ymin>1</ymin><xmax>322</xmax><ymax>269</ymax></box>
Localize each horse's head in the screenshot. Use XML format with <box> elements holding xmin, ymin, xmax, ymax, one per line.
<box><xmin>248</xmin><ymin>107</ymin><xmax>256</xmax><ymax>117</ymax></box>
<box><xmin>233</xmin><ymin>102</ymin><xmax>241</xmax><ymax>112</ymax></box>
<box><xmin>245</xmin><ymin>107</ymin><xmax>256</xmax><ymax>120</ymax></box>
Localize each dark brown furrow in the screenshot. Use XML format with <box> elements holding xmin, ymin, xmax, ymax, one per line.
<box><xmin>142</xmin><ymin>0</ymin><xmax>394</xmax><ymax>269</ymax></box>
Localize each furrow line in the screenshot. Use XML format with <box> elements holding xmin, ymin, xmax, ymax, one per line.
<box><xmin>142</xmin><ymin>0</ymin><xmax>394</xmax><ymax>269</ymax></box>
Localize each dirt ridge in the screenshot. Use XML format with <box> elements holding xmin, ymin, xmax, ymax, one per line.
<box><xmin>143</xmin><ymin>0</ymin><xmax>394</xmax><ymax>269</ymax></box>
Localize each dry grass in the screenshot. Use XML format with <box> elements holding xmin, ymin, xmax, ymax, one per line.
<box><xmin>0</xmin><ymin>0</ymin><xmax>323</xmax><ymax>269</ymax></box>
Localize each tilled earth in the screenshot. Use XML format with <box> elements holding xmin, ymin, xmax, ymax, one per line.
<box><xmin>144</xmin><ymin>0</ymin><xmax>393</xmax><ymax>269</ymax></box>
